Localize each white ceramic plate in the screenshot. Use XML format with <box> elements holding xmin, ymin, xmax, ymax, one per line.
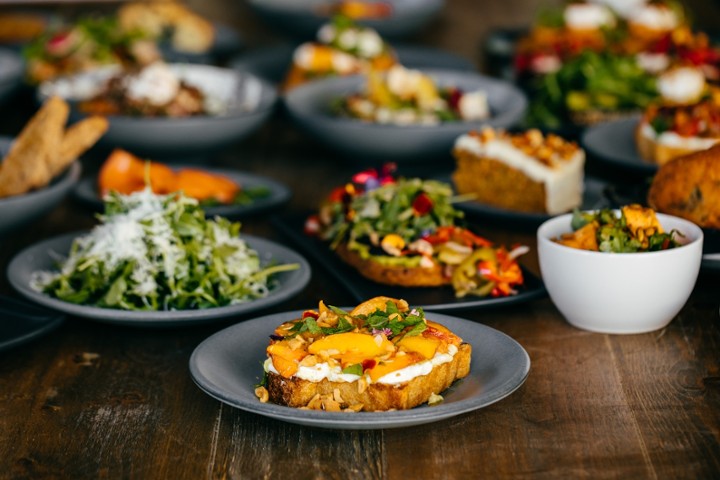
<box><xmin>284</xmin><ymin>71</ymin><xmax>527</xmax><ymax>162</ymax></box>
<box><xmin>7</xmin><ymin>233</ymin><xmax>311</xmax><ymax>327</ymax></box>
<box><xmin>73</xmin><ymin>168</ymin><xmax>291</xmax><ymax>219</ymax></box>
<box><xmin>189</xmin><ymin>309</ymin><xmax>530</xmax><ymax>429</ymax></box>
<box><xmin>38</xmin><ymin>64</ymin><xmax>277</xmax><ymax>159</ymax></box>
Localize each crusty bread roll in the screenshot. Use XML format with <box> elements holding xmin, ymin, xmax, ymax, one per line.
<box><xmin>647</xmin><ymin>144</ymin><xmax>720</xmax><ymax>228</ymax></box>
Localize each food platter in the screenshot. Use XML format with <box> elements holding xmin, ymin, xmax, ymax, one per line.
<box><xmin>229</xmin><ymin>43</ymin><xmax>475</xmax><ymax>85</ymax></box>
<box><xmin>273</xmin><ymin>213</ymin><xmax>546</xmax><ymax>311</ymax></box>
<box><xmin>7</xmin><ymin>233</ymin><xmax>311</xmax><ymax>327</ymax></box>
<box><xmin>439</xmin><ymin>174</ymin><xmax>609</xmax><ymax>229</ymax></box>
<box><xmin>189</xmin><ymin>309</ymin><xmax>530</xmax><ymax>429</ymax></box>
<box><xmin>0</xmin><ymin>295</ymin><xmax>64</xmax><ymax>353</ymax></box>
<box><xmin>581</xmin><ymin>117</ymin><xmax>658</xmax><ymax>176</ymax></box>
<box><xmin>37</xmin><ymin>64</ymin><xmax>278</xmax><ymax>159</ymax></box>
<box><xmin>73</xmin><ymin>168</ymin><xmax>291</xmax><ymax>219</ymax></box>
<box><xmin>284</xmin><ymin>71</ymin><xmax>527</xmax><ymax>162</ymax></box>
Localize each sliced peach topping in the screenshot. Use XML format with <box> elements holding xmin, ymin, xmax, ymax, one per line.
<box><xmin>367</xmin><ymin>352</ymin><xmax>425</xmax><ymax>383</ymax></box>
<box><xmin>307</xmin><ymin>332</ymin><xmax>393</xmax><ymax>358</ymax></box>
<box><xmin>396</xmin><ymin>335</ymin><xmax>440</xmax><ymax>359</ymax></box>
<box><xmin>267</xmin><ymin>342</ymin><xmax>308</xmax><ymax>378</ymax></box>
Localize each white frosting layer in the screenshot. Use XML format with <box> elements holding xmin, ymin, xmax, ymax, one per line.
<box><xmin>640</xmin><ymin>123</ymin><xmax>720</xmax><ymax>149</ymax></box>
<box><xmin>590</xmin><ymin>0</ymin><xmax>647</xmax><ymax>19</ymax></box>
<box><xmin>265</xmin><ymin>344</ymin><xmax>458</xmax><ymax>385</ymax></box>
<box><xmin>454</xmin><ymin>134</ymin><xmax>585</xmax><ymax>215</ymax></box>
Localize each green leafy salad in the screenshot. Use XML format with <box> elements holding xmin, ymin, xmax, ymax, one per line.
<box><xmin>526</xmin><ymin>50</ymin><xmax>658</xmax><ymax>129</ymax></box>
<box><xmin>556</xmin><ymin>205</ymin><xmax>682</xmax><ymax>253</ymax></box>
<box><xmin>32</xmin><ymin>189</ymin><xmax>298</xmax><ymax>311</ymax></box>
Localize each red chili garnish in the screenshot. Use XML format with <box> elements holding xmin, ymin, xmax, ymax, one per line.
<box><xmin>302</xmin><ymin>310</ymin><xmax>319</xmax><ymax>320</ymax></box>
<box><xmin>412</xmin><ymin>192</ymin><xmax>433</xmax><ymax>215</ymax></box>
<box><xmin>447</xmin><ymin>87</ymin><xmax>462</xmax><ymax>112</ymax></box>
<box><xmin>362</xmin><ymin>359</ymin><xmax>377</xmax><ymax>371</ymax></box>
<box><xmin>304</xmin><ymin>215</ymin><xmax>320</xmax><ymax>235</ymax></box>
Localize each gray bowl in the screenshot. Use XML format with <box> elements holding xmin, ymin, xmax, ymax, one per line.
<box><xmin>247</xmin><ymin>0</ymin><xmax>444</xmax><ymax>40</ymax></box>
<box><xmin>0</xmin><ymin>137</ymin><xmax>81</xmax><ymax>236</ymax></box>
<box><xmin>284</xmin><ymin>70</ymin><xmax>527</xmax><ymax>162</ymax></box>
<box><xmin>0</xmin><ymin>48</ymin><xmax>24</xmax><ymax>105</ymax></box>
<box><xmin>38</xmin><ymin>64</ymin><xmax>277</xmax><ymax>159</ymax></box>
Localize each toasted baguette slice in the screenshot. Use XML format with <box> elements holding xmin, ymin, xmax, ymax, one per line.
<box><xmin>647</xmin><ymin>144</ymin><xmax>720</xmax><ymax>229</ymax></box>
<box><xmin>335</xmin><ymin>242</ymin><xmax>447</xmax><ymax>287</ymax></box>
<box><xmin>634</xmin><ymin>122</ymin><xmax>716</xmax><ymax>165</ymax></box>
<box><xmin>266</xmin><ymin>343</ymin><xmax>471</xmax><ymax>411</ymax></box>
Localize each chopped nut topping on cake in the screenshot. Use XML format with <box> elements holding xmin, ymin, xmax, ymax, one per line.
<box><xmin>468</xmin><ymin>128</ymin><xmax>580</xmax><ymax>165</ymax></box>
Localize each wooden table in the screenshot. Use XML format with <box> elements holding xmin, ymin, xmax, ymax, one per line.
<box><xmin>2</xmin><ymin>1</ymin><xmax>720</xmax><ymax>478</ymax></box>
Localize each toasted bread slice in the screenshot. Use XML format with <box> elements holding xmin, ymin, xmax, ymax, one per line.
<box><xmin>0</xmin><ymin>96</ymin><xmax>68</xmax><ymax>197</ymax></box>
<box><xmin>54</xmin><ymin>116</ymin><xmax>109</xmax><ymax>176</ymax></box>
<box><xmin>335</xmin><ymin>242</ymin><xmax>448</xmax><ymax>287</ymax></box>
<box><xmin>634</xmin><ymin>122</ymin><xmax>713</xmax><ymax>165</ymax></box>
<box><xmin>266</xmin><ymin>343</ymin><xmax>471</xmax><ymax>411</ymax></box>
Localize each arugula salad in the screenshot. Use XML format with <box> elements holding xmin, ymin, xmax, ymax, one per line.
<box><xmin>32</xmin><ymin>189</ymin><xmax>298</xmax><ymax>311</ymax></box>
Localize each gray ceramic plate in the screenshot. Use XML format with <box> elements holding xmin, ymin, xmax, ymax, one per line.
<box><xmin>230</xmin><ymin>44</ymin><xmax>475</xmax><ymax>85</ymax></box>
<box><xmin>247</xmin><ymin>0</ymin><xmax>444</xmax><ymax>39</ymax></box>
<box><xmin>284</xmin><ymin>71</ymin><xmax>527</xmax><ymax>162</ymax></box>
<box><xmin>38</xmin><ymin>64</ymin><xmax>277</xmax><ymax>159</ymax></box>
<box><xmin>73</xmin><ymin>168</ymin><xmax>291</xmax><ymax>219</ymax></box>
<box><xmin>0</xmin><ymin>137</ymin><xmax>81</xmax><ymax>236</ymax></box>
<box><xmin>0</xmin><ymin>48</ymin><xmax>23</xmax><ymax>104</ymax></box>
<box><xmin>7</xmin><ymin>233</ymin><xmax>311</xmax><ymax>327</ymax></box>
<box><xmin>189</xmin><ymin>310</ymin><xmax>530</xmax><ymax>429</ymax></box>
<box><xmin>0</xmin><ymin>295</ymin><xmax>64</xmax><ymax>352</ymax></box>
<box><xmin>581</xmin><ymin>117</ymin><xmax>658</xmax><ymax>176</ymax></box>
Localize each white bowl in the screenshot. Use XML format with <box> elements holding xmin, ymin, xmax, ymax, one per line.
<box><xmin>537</xmin><ymin>212</ymin><xmax>703</xmax><ymax>334</ymax></box>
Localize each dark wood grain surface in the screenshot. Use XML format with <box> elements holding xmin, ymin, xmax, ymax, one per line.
<box><xmin>1</xmin><ymin>1</ymin><xmax>720</xmax><ymax>479</ymax></box>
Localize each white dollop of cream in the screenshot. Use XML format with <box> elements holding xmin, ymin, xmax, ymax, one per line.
<box><xmin>458</xmin><ymin>91</ymin><xmax>489</xmax><ymax>121</ymax></box>
<box><xmin>564</xmin><ymin>3</ymin><xmax>616</xmax><ymax>30</ymax></box>
<box><xmin>126</xmin><ymin>63</ymin><xmax>180</xmax><ymax>106</ymax></box>
<box><xmin>629</xmin><ymin>4</ymin><xmax>679</xmax><ymax>31</ymax></box>
<box><xmin>356</xmin><ymin>29</ymin><xmax>383</xmax><ymax>58</ymax></box>
<box><xmin>292</xmin><ymin>43</ymin><xmax>316</xmax><ymax>70</ymax></box>
<box><xmin>636</xmin><ymin>52</ymin><xmax>670</xmax><ymax>73</ymax></box>
<box><xmin>317</xmin><ymin>23</ymin><xmax>336</xmax><ymax>44</ymax></box>
<box><xmin>590</xmin><ymin>0</ymin><xmax>647</xmax><ymax>19</ymax></box>
<box><xmin>386</xmin><ymin>65</ymin><xmax>423</xmax><ymax>98</ymax></box>
<box><xmin>657</xmin><ymin>67</ymin><xmax>706</xmax><ymax>104</ymax></box>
